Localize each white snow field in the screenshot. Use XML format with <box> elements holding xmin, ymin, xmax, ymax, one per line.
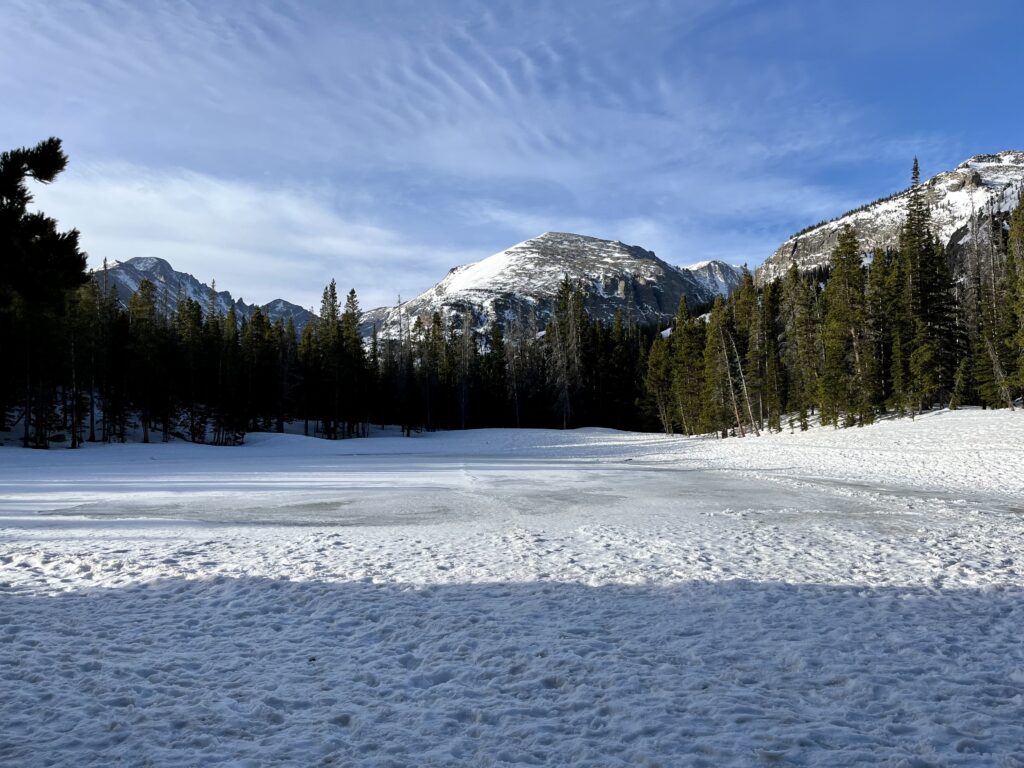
<box><xmin>2</xmin><ymin>409</ymin><xmax>1024</xmax><ymax>767</ymax></box>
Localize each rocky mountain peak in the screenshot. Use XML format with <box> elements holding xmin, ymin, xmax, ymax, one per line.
<box><xmin>360</xmin><ymin>232</ymin><xmax>740</xmax><ymax>337</ymax></box>
<box><xmin>756</xmin><ymin>150</ymin><xmax>1024</xmax><ymax>284</ymax></box>
<box><xmin>97</xmin><ymin>258</ymin><xmax>316</xmax><ymax>330</ymax></box>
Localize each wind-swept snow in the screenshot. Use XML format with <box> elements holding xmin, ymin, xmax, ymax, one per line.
<box><xmin>2</xmin><ymin>410</ymin><xmax>1023</xmax><ymax>765</ymax></box>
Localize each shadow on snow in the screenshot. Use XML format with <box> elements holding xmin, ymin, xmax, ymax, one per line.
<box><xmin>3</xmin><ymin>577</ymin><xmax>1022</xmax><ymax>766</ymax></box>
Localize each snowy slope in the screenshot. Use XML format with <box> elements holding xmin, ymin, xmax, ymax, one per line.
<box><xmin>100</xmin><ymin>257</ymin><xmax>316</xmax><ymax>330</ymax></box>
<box><xmin>680</xmin><ymin>259</ymin><xmax>744</xmax><ymax>298</ymax></box>
<box><xmin>757</xmin><ymin>150</ymin><xmax>1024</xmax><ymax>283</ymax></box>
<box><xmin>2</xmin><ymin>411</ymin><xmax>1024</xmax><ymax>765</ymax></box>
<box><xmin>361</xmin><ymin>232</ymin><xmax>735</xmax><ymax>337</ymax></box>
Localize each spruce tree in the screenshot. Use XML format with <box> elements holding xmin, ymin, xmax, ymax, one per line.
<box><xmin>669</xmin><ymin>298</ymin><xmax>705</xmax><ymax>435</ymax></box>
<box><xmin>780</xmin><ymin>265</ymin><xmax>819</xmax><ymax>429</ymax></box>
<box><xmin>760</xmin><ymin>281</ymin><xmax>784</xmax><ymax>431</ymax></box>
<box><xmin>819</xmin><ymin>225</ymin><xmax>875</xmax><ymax>426</ymax></box>
<box><xmin>866</xmin><ymin>248</ymin><xmax>895</xmax><ymax>407</ymax></box>
<box><xmin>1</xmin><ymin>137</ymin><xmax>87</xmax><ymax>447</ymax></box>
<box><xmin>645</xmin><ymin>334</ymin><xmax>674</xmax><ymax>433</ymax></box>
<box><xmin>1007</xmin><ymin>192</ymin><xmax>1024</xmax><ymax>393</ymax></box>
<box><xmin>127</xmin><ymin>280</ymin><xmax>160</xmax><ymax>443</ymax></box>
<box><xmin>897</xmin><ymin>158</ymin><xmax>956</xmax><ymax>411</ymax></box>
<box><xmin>317</xmin><ymin>280</ymin><xmax>342</xmax><ymax>437</ymax></box>
<box><xmin>702</xmin><ymin>296</ymin><xmax>743</xmax><ymax>436</ymax></box>
<box><xmin>340</xmin><ymin>289</ymin><xmax>365</xmax><ymax>436</ymax></box>
<box><xmin>481</xmin><ymin>321</ymin><xmax>509</xmax><ymax>426</ymax></box>
<box><xmin>730</xmin><ymin>271</ymin><xmax>764</xmax><ymax>429</ymax></box>
<box><xmin>549</xmin><ymin>277</ymin><xmax>588</xmax><ymax>428</ymax></box>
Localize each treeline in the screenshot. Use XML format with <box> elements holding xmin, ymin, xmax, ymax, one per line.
<box><xmin>645</xmin><ymin>160</ymin><xmax>1024</xmax><ymax>436</ymax></box>
<box><xmin>2</xmin><ymin>266</ymin><xmax>654</xmax><ymax>446</ymax></box>
<box><xmin>1</xmin><ymin>139</ymin><xmax>655</xmax><ymax>446</ymax></box>
<box><xmin>3</xmin><ymin>140</ymin><xmax>1023</xmax><ymax>448</ymax></box>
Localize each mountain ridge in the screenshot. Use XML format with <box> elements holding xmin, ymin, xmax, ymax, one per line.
<box><xmin>98</xmin><ymin>235</ymin><xmax>743</xmax><ymax>339</ymax></box>
<box><xmin>360</xmin><ymin>232</ymin><xmax>743</xmax><ymax>337</ymax></box>
<box><xmin>99</xmin><ymin>257</ymin><xmax>316</xmax><ymax>330</ymax></box>
<box><xmin>757</xmin><ymin>150</ymin><xmax>1024</xmax><ymax>283</ymax></box>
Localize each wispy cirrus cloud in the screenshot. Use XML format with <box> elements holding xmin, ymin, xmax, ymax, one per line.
<box><xmin>4</xmin><ymin>0</ymin><xmax>1019</xmax><ymax>307</ymax></box>
<box><xmin>31</xmin><ymin>163</ymin><xmax>478</xmax><ymax>310</ymax></box>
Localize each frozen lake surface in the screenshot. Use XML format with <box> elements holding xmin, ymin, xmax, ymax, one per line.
<box><xmin>2</xmin><ymin>411</ymin><xmax>1024</xmax><ymax>766</ymax></box>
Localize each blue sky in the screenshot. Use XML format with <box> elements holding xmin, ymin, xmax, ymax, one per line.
<box><xmin>3</xmin><ymin>0</ymin><xmax>1021</xmax><ymax>310</ymax></box>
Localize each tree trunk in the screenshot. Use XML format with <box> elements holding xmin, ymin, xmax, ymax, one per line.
<box><xmin>70</xmin><ymin>337</ymin><xmax>79</xmax><ymax>449</ymax></box>
<box><xmin>23</xmin><ymin>326</ymin><xmax>32</xmax><ymax>449</ymax></box>
<box><xmin>718</xmin><ymin>326</ymin><xmax>745</xmax><ymax>438</ymax></box>
<box><xmin>729</xmin><ymin>333</ymin><xmax>760</xmax><ymax>437</ymax></box>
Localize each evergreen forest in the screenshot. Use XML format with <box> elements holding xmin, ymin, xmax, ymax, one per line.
<box><xmin>3</xmin><ymin>140</ymin><xmax>1024</xmax><ymax>448</ymax></box>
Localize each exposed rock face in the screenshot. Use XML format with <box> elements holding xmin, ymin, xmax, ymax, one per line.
<box><xmin>99</xmin><ymin>257</ymin><xmax>316</xmax><ymax>330</ymax></box>
<box><xmin>360</xmin><ymin>232</ymin><xmax>739</xmax><ymax>337</ymax></box>
<box><xmin>682</xmin><ymin>260</ymin><xmax>745</xmax><ymax>299</ymax></box>
<box><xmin>100</xmin><ymin>235</ymin><xmax>744</xmax><ymax>339</ymax></box>
<box><xmin>756</xmin><ymin>151</ymin><xmax>1024</xmax><ymax>284</ymax></box>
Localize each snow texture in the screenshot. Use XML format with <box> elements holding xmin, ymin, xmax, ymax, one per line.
<box><xmin>2</xmin><ymin>410</ymin><xmax>1024</xmax><ymax>766</ymax></box>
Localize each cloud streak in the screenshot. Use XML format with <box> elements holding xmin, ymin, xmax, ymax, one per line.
<box><xmin>4</xmin><ymin>0</ymin><xmax>1020</xmax><ymax>307</ymax></box>
<box><xmin>31</xmin><ymin>164</ymin><xmax>478</xmax><ymax>311</ymax></box>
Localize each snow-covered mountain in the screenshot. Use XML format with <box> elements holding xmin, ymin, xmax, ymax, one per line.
<box><xmin>361</xmin><ymin>232</ymin><xmax>737</xmax><ymax>337</ymax></box>
<box><xmin>98</xmin><ymin>257</ymin><xmax>316</xmax><ymax>330</ymax></box>
<box><xmin>756</xmin><ymin>150</ymin><xmax>1024</xmax><ymax>283</ymax></box>
<box><xmin>99</xmin><ymin>235</ymin><xmax>741</xmax><ymax>339</ymax></box>
<box><xmin>680</xmin><ymin>260</ymin><xmax>745</xmax><ymax>299</ymax></box>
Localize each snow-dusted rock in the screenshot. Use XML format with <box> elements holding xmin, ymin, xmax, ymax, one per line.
<box><xmin>757</xmin><ymin>150</ymin><xmax>1024</xmax><ymax>283</ymax></box>
<box><xmin>680</xmin><ymin>259</ymin><xmax>744</xmax><ymax>299</ymax></box>
<box><xmin>361</xmin><ymin>232</ymin><xmax>738</xmax><ymax>337</ymax></box>
<box><xmin>99</xmin><ymin>257</ymin><xmax>316</xmax><ymax>330</ymax></box>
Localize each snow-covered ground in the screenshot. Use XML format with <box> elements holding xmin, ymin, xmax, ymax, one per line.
<box><xmin>2</xmin><ymin>410</ymin><xmax>1024</xmax><ymax>766</ymax></box>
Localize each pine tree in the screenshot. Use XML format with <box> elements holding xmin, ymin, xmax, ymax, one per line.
<box><xmin>127</xmin><ymin>280</ymin><xmax>160</xmax><ymax>443</ymax></box>
<box><xmin>340</xmin><ymin>289</ymin><xmax>366</xmax><ymax>436</ymax></box>
<box><xmin>298</xmin><ymin>317</ymin><xmax>319</xmax><ymax>436</ymax></box>
<box><xmin>174</xmin><ymin>297</ymin><xmax>207</xmax><ymax>441</ymax></box>
<box><xmin>1007</xmin><ymin>191</ymin><xmax>1024</xmax><ymax>395</ymax></box>
<box><xmin>760</xmin><ymin>281</ymin><xmax>784</xmax><ymax>431</ymax></box>
<box><xmin>1</xmin><ymin>137</ymin><xmax>87</xmax><ymax>447</ymax></box>
<box><xmin>730</xmin><ymin>269</ymin><xmax>771</xmax><ymax>431</ymax></box>
<box><xmin>211</xmin><ymin>304</ymin><xmax>245</xmax><ymax>445</ymax></box>
<box><xmin>780</xmin><ymin>265</ymin><xmax>819</xmax><ymax>429</ymax></box>
<box><xmin>317</xmin><ymin>280</ymin><xmax>342</xmax><ymax>437</ymax></box>
<box><xmin>669</xmin><ymin>298</ymin><xmax>705</xmax><ymax>435</ymax></box>
<box><xmin>645</xmin><ymin>334</ymin><xmax>674</xmax><ymax>433</ymax></box>
<box><xmin>549</xmin><ymin>277</ymin><xmax>588</xmax><ymax>428</ymax></box>
<box><xmin>702</xmin><ymin>296</ymin><xmax>744</xmax><ymax>436</ymax></box>
<box><xmin>606</xmin><ymin>312</ymin><xmax>641</xmax><ymax>430</ymax></box>
<box><xmin>455</xmin><ymin>310</ymin><xmax>478</xmax><ymax>429</ymax></box>
<box><xmin>866</xmin><ymin>248</ymin><xmax>895</xmax><ymax>408</ymax></box>
<box><xmin>897</xmin><ymin>158</ymin><xmax>957</xmax><ymax>412</ymax></box>
<box><xmin>910</xmin><ymin>235</ymin><xmax>956</xmax><ymax>409</ymax></box>
<box><xmin>819</xmin><ymin>225</ymin><xmax>875</xmax><ymax>426</ymax></box>
<box><xmin>480</xmin><ymin>321</ymin><xmax>509</xmax><ymax>426</ymax></box>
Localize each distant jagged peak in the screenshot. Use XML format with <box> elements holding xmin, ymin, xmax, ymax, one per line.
<box><xmin>119</xmin><ymin>256</ymin><xmax>175</xmax><ymax>271</ymax></box>
<box><xmin>96</xmin><ymin>256</ymin><xmax>316</xmax><ymax>331</ymax></box>
<box><xmin>681</xmin><ymin>259</ymin><xmax>742</xmax><ymax>272</ymax></box>
<box><xmin>679</xmin><ymin>260</ymin><xmax>745</xmax><ymax>300</ymax></box>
